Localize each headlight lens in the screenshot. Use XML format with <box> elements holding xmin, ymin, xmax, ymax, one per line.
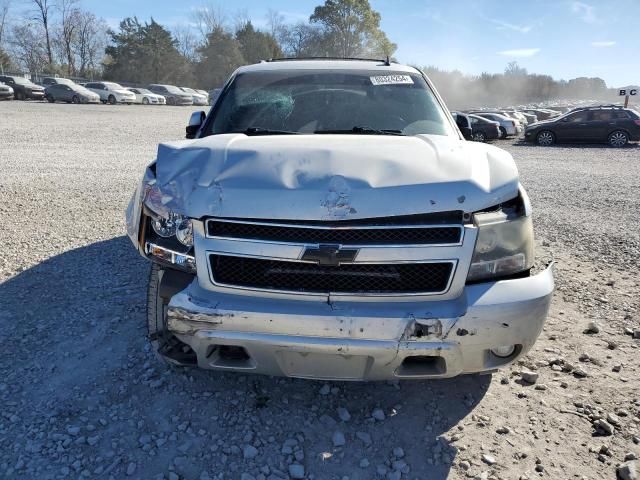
<box><xmin>150</xmin><ymin>213</ymin><xmax>193</xmax><ymax>247</ymax></box>
<box><xmin>151</xmin><ymin>212</ymin><xmax>181</xmax><ymax>237</ymax></box>
<box><xmin>175</xmin><ymin>218</ymin><xmax>193</xmax><ymax>247</ymax></box>
<box><xmin>467</xmin><ymin>211</ymin><xmax>534</xmax><ymax>282</ymax></box>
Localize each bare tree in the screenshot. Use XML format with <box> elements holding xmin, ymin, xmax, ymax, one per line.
<box><xmin>0</xmin><ymin>0</ymin><xmax>10</xmax><ymax>47</ymax></box>
<box><xmin>232</xmin><ymin>8</ymin><xmax>250</xmax><ymax>33</ymax></box>
<box><xmin>9</xmin><ymin>22</ymin><xmax>48</xmax><ymax>72</ymax></box>
<box><xmin>280</xmin><ymin>22</ymin><xmax>321</xmax><ymax>58</ymax></box>
<box><xmin>28</xmin><ymin>0</ymin><xmax>54</xmax><ymax>65</ymax></box>
<box><xmin>266</xmin><ymin>9</ymin><xmax>282</xmax><ymax>37</ymax></box>
<box><xmin>193</xmin><ymin>3</ymin><xmax>226</xmax><ymax>41</ymax></box>
<box><xmin>173</xmin><ymin>24</ymin><xmax>199</xmax><ymax>63</ymax></box>
<box><xmin>73</xmin><ymin>11</ymin><xmax>105</xmax><ymax>77</ymax></box>
<box><xmin>58</xmin><ymin>0</ymin><xmax>79</xmax><ymax>75</ymax></box>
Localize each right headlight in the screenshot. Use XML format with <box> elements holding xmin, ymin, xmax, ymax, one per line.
<box><xmin>466</xmin><ymin>203</ymin><xmax>534</xmax><ymax>282</ymax></box>
<box><xmin>143</xmin><ymin>184</ymin><xmax>196</xmax><ymax>272</ymax></box>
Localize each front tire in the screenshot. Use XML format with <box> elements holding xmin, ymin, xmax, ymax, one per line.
<box><xmin>15</xmin><ymin>91</ymin><xmax>25</xmax><ymax>100</ymax></box>
<box><xmin>147</xmin><ymin>264</ymin><xmax>196</xmax><ymax>367</ymax></box>
<box><xmin>142</xmin><ymin>97</ymin><xmax>150</xmax><ymax>105</ymax></box>
<box><xmin>608</xmin><ymin>130</ymin><xmax>628</xmax><ymax>148</ymax></box>
<box><xmin>46</xmin><ymin>94</ymin><xmax>55</xmax><ymax>103</ymax></box>
<box><xmin>167</xmin><ymin>96</ymin><xmax>175</xmax><ymax>106</ymax></box>
<box><xmin>536</xmin><ymin>130</ymin><xmax>555</xmax><ymax>146</ymax></box>
<box><xmin>72</xmin><ymin>95</ymin><xmax>80</xmax><ymax>104</ymax></box>
<box><xmin>498</xmin><ymin>126</ymin><xmax>507</xmax><ymax>139</ymax></box>
<box><xmin>472</xmin><ymin>131</ymin><xmax>486</xmax><ymax>142</ymax></box>
<box><xmin>108</xmin><ymin>95</ymin><xmax>116</xmax><ymax>105</ymax></box>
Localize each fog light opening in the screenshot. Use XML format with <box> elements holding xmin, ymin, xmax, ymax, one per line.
<box><xmin>491</xmin><ymin>345</ymin><xmax>517</xmax><ymax>358</ymax></box>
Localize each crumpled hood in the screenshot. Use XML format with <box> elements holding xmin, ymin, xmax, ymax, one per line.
<box><xmin>150</xmin><ymin>134</ymin><xmax>519</xmax><ymax>220</ymax></box>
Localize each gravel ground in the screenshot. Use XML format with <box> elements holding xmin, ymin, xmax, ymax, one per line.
<box><xmin>0</xmin><ymin>101</ymin><xmax>639</xmax><ymax>480</ymax></box>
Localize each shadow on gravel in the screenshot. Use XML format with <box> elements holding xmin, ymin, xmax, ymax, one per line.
<box><xmin>0</xmin><ymin>237</ymin><xmax>491</xmax><ymax>479</ymax></box>
<box><xmin>0</xmin><ymin>236</ymin><xmax>148</xmax><ymax>393</ymax></box>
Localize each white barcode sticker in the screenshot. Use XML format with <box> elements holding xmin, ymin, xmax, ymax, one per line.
<box><xmin>370</xmin><ymin>75</ymin><xmax>414</xmax><ymax>86</ymax></box>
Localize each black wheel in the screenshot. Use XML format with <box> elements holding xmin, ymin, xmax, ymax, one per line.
<box><xmin>472</xmin><ymin>131</ymin><xmax>486</xmax><ymax>142</ymax></box>
<box><xmin>46</xmin><ymin>94</ymin><xmax>55</xmax><ymax>103</ymax></box>
<box><xmin>498</xmin><ymin>126</ymin><xmax>507</xmax><ymax>139</ymax></box>
<box><xmin>15</xmin><ymin>90</ymin><xmax>25</xmax><ymax>100</ymax></box>
<box><xmin>167</xmin><ymin>96</ymin><xmax>175</xmax><ymax>106</ymax></box>
<box><xmin>147</xmin><ymin>264</ymin><xmax>196</xmax><ymax>367</ymax></box>
<box><xmin>536</xmin><ymin>130</ymin><xmax>555</xmax><ymax>146</ymax></box>
<box><xmin>608</xmin><ymin>130</ymin><xmax>628</xmax><ymax>148</ymax></box>
<box><xmin>108</xmin><ymin>95</ymin><xmax>116</xmax><ymax>105</ymax></box>
<box><xmin>72</xmin><ymin>95</ymin><xmax>80</xmax><ymax>104</ymax></box>
<box><xmin>142</xmin><ymin>97</ymin><xmax>150</xmax><ymax>105</ymax></box>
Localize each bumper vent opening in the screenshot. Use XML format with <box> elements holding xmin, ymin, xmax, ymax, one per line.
<box><xmin>206</xmin><ymin>345</ymin><xmax>255</xmax><ymax>370</ymax></box>
<box><xmin>397</xmin><ymin>356</ymin><xmax>446</xmax><ymax>377</ymax></box>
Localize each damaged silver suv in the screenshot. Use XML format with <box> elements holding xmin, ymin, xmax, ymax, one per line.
<box><xmin>126</xmin><ymin>59</ymin><xmax>554</xmax><ymax>380</ymax></box>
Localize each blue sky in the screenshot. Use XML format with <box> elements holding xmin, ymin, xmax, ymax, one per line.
<box><xmin>82</xmin><ymin>0</ymin><xmax>640</xmax><ymax>87</ymax></box>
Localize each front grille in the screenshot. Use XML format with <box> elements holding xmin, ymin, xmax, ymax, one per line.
<box><xmin>210</xmin><ymin>255</ymin><xmax>454</xmax><ymax>294</ymax></box>
<box><xmin>207</xmin><ymin>220</ymin><xmax>462</xmax><ymax>245</ymax></box>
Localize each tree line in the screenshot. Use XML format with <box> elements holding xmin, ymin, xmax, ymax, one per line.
<box><xmin>101</xmin><ymin>0</ymin><xmax>396</xmax><ymax>87</ymax></box>
<box><xmin>0</xmin><ymin>0</ymin><xmax>107</xmax><ymax>77</ymax></box>
<box><xmin>0</xmin><ymin>0</ymin><xmax>613</xmax><ymax>105</ymax></box>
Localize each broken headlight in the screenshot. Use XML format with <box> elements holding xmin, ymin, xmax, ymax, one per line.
<box><xmin>143</xmin><ymin>185</ymin><xmax>195</xmax><ymax>271</ymax></box>
<box><xmin>467</xmin><ymin>196</ymin><xmax>534</xmax><ymax>282</ymax></box>
<box><xmin>151</xmin><ymin>213</ymin><xmax>193</xmax><ymax>247</ymax></box>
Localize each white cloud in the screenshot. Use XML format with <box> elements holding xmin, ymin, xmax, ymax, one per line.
<box><xmin>572</xmin><ymin>1</ymin><xmax>597</xmax><ymax>23</ymax></box>
<box><xmin>591</xmin><ymin>41</ymin><xmax>616</xmax><ymax>47</ymax></box>
<box><xmin>497</xmin><ymin>48</ymin><xmax>541</xmax><ymax>58</ymax></box>
<box><xmin>490</xmin><ymin>19</ymin><xmax>532</xmax><ymax>34</ymax></box>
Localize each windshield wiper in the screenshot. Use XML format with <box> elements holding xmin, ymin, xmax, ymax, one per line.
<box><xmin>315</xmin><ymin>126</ymin><xmax>405</xmax><ymax>136</ymax></box>
<box><xmin>237</xmin><ymin>127</ymin><xmax>300</xmax><ymax>136</ymax></box>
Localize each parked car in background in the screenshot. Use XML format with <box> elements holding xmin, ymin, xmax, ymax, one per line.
<box><xmin>45</xmin><ymin>83</ymin><xmax>100</xmax><ymax>104</ymax></box>
<box><xmin>450</xmin><ymin>111</ymin><xmax>472</xmax><ymax>139</ymax></box>
<box><xmin>0</xmin><ymin>75</ymin><xmax>45</xmax><ymax>100</ymax></box>
<box><xmin>180</xmin><ymin>87</ymin><xmax>208</xmax><ymax>106</ymax></box>
<box><xmin>470</xmin><ymin>112</ymin><xmax>521</xmax><ymax>138</ymax></box>
<box><xmin>525</xmin><ymin>106</ymin><xmax>640</xmax><ymax>147</ymax></box>
<box><xmin>468</xmin><ymin>114</ymin><xmax>501</xmax><ymax>142</ymax></box>
<box><xmin>41</xmin><ymin>77</ymin><xmax>76</xmax><ymax>87</ymax></box>
<box><xmin>148</xmin><ymin>84</ymin><xmax>193</xmax><ymax>105</ymax></box>
<box><xmin>519</xmin><ymin>111</ymin><xmax>538</xmax><ymax>125</ymax></box>
<box><xmin>522</xmin><ymin>109</ymin><xmax>559</xmax><ymax>121</ymax></box>
<box><xmin>503</xmin><ymin>110</ymin><xmax>529</xmax><ymax>127</ymax></box>
<box><xmin>126</xmin><ymin>87</ymin><xmax>166</xmax><ymax>105</ymax></box>
<box><xmin>0</xmin><ymin>81</ymin><xmax>14</xmax><ymax>100</ymax></box>
<box><xmin>85</xmin><ymin>81</ymin><xmax>136</xmax><ymax>104</ymax></box>
<box><xmin>208</xmin><ymin>88</ymin><xmax>222</xmax><ymax>105</ymax></box>
<box><xmin>196</xmin><ymin>89</ymin><xmax>210</xmax><ymax>103</ymax></box>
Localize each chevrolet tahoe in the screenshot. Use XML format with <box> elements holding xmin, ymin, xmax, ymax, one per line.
<box><xmin>126</xmin><ymin>59</ymin><xmax>554</xmax><ymax>381</ymax></box>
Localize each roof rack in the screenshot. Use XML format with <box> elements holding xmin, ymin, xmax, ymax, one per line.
<box><xmin>568</xmin><ymin>104</ymin><xmax>625</xmax><ymax>112</ymax></box>
<box><xmin>265</xmin><ymin>56</ymin><xmax>393</xmax><ymax>66</ymax></box>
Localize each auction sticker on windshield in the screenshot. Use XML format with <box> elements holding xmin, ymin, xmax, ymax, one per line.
<box><xmin>370</xmin><ymin>75</ymin><xmax>414</xmax><ymax>85</ymax></box>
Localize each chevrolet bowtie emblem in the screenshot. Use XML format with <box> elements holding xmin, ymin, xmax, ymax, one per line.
<box><xmin>301</xmin><ymin>244</ymin><xmax>359</xmax><ymax>266</ymax></box>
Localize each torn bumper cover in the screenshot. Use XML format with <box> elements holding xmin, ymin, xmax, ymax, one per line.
<box><xmin>166</xmin><ymin>264</ymin><xmax>553</xmax><ymax>380</ymax></box>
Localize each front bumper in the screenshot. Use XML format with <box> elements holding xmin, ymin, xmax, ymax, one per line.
<box><xmin>164</xmin><ymin>265</ymin><xmax>554</xmax><ymax>380</ymax></box>
<box><xmin>27</xmin><ymin>90</ymin><xmax>45</xmax><ymax>99</ymax></box>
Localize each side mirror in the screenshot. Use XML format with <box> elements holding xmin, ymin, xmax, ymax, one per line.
<box><xmin>186</xmin><ymin>111</ymin><xmax>206</xmax><ymax>139</ymax></box>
